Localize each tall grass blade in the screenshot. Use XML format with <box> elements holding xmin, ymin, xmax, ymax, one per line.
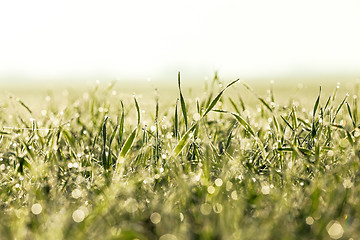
<box><xmin>174</xmin><ymin>99</ymin><xmax>179</xmax><ymax>139</ymax></box>
<box><xmin>346</xmin><ymin>102</ymin><xmax>355</xmax><ymax>128</ymax></box>
<box><xmin>101</xmin><ymin>116</ymin><xmax>109</xmax><ymax>169</ymax></box>
<box><xmin>178</xmin><ymin>72</ymin><xmax>188</xmax><ymax>130</ymax></box>
<box><xmin>134</xmin><ymin>97</ymin><xmax>141</xmax><ymax>126</ymax></box>
<box><xmin>118</xmin><ymin>100</ymin><xmax>125</xmax><ymax>146</ymax></box>
<box><xmin>313</xmin><ymin>87</ymin><xmax>321</xmax><ymax>117</ymax></box>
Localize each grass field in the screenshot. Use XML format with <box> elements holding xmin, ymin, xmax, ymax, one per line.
<box><xmin>1</xmin><ymin>74</ymin><xmax>360</xmax><ymax>239</ymax></box>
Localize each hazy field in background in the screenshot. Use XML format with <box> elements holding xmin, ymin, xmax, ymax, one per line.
<box><xmin>1</xmin><ymin>74</ymin><xmax>357</xmax><ymax>110</ymax></box>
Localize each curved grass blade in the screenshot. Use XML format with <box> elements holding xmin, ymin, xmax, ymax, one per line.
<box><xmin>332</xmin><ymin>94</ymin><xmax>348</xmax><ymax>124</ymax></box>
<box><xmin>115</xmin><ymin>127</ymin><xmax>138</xmax><ymax>175</ymax></box>
<box><xmin>119</xmin><ymin>127</ymin><xmax>137</xmax><ymax>159</ymax></box>
<box><xmin>231</xmin><ymin>113</ymin><xmax>255</xmax><ymax>137</ymax></box>
<box><xmin>203</xmin><ymin>79</ymin><xmax>239</xmax><ymax>117</ymax></box>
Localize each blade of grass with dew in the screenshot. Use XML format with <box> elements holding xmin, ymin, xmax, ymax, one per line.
<box><xmin>311</xmin><ymin>87</ymin><xmax>321</xmax><ymax>138</ymax></box>
<box><xmin>101</xmin><ymin>116</ymin><xmax>109</xmax><ymax>169</ymax></box>
<box><xmin>154</xmin><ymin>92</ymin><xmax>160</xmax><ymax>164</ymax></box>
<box><xmin>16</xmin><ymin>98</ymin><xmax>32</xmax><ymax>114</ymax></box>
<box><xmin>332</xmin><ymin>94</ymin><xmax>348</xmax><ymax>124</ymax></box>
<box><xmin>172</xmin><ymin>123</ymin><xmax>198</xmax><ymax>157</ymax></box>
<box><xmin>228</xmin><ymin>97</ymin><xmax>241</xmax><ymax>114</ymax></box>
<box><xmin>118</xmin><ymin>100</ymin><xmax>125</xmax><ymax>147</ymax></box>
<box><xmin>174</xmin><ymin>99</ymin><xmax>179</xmax><ymax>140</ymax></box>
<box><xmin>134</xmin><ymin>97</ymin><xmax>141</xmax><ymax>126</ymax></box>
<box><xmin>203</xmin><ymin>79</ymin><xmax>239</xmax><ymax>117</ymax></box>
<box><xmin>353</xmin><ymin>96</ymin><xmax>358</xmax><ymax>126</ymax></box>
<box><xmin>108</xmin><ymin>120</ymin><xmax>119</xmax><ymax>169</ymax></box>
<box><xmin>231</xmin><ymin>113</ymin><xmax>256</xmax><ymax>137</ymax></box>
<box><xmin>178</xmin><ymin>72</ymin><xmax>188</xmax><ymax>130</ymax></box>
<box><xmin>225</xmin><ymin>121</ymin><xmax>237</xmax><ymax>152</ymax></box>
<box><xmin>232</xmin><ymin>112</ymin><xmax>266</xmax><ymax>158</ymax></box>
<box><xmin>281</xmin><ymin>115</ymin><xmax>295</xmax><ymax>132</ymax></box>
<box><xmin>172</xmin><ymin>79</ymin><xmax>239</xmax><ymax>157</ymax></box>
<box><xmin>346</xmin><ymin>102</ymin><xmax>356</xmax><ymax>128</ymax></box>
<box><xmin>116</xmin><ymin>127</ymin><xmax>137</xmax><ymax>173</ymax></box>
<box><xmin>17</xmin><ymin>156</ymin><xmax>33</xmax><ymax>174</ymax></box>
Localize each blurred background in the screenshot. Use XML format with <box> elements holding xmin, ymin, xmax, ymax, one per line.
<box><xmin>0</xmin><ymin>0</ymin><xmax>359</xmax><ymax>87</ymax></box>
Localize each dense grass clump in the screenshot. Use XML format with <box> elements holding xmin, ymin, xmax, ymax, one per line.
<box><xmin>1</xmin><ymin>76</ymin><xmax>360</xmax><ymax>239</ymax></box>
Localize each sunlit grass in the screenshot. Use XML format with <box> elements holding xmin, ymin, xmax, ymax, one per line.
<box><xmin>0</xmin><ymin>75</ymin><xmax>360</xmax><ymax>239</ymax></box>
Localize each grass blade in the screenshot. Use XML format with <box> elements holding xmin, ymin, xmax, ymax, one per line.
<box><xmin>313</xmin><ymin>87</ymin><xmax>321</xmax><ymax>117</ymax></box>
<box><xmin>101</xmin><ymin>116</ymin><xmax>109</xmax><ymax>169</ymax></box>
<box><xmin>346</xmin><ymin>102</ymin><xmax>355</xmax><ymax>128</ymax></box>
<box><xmin>203</xmin><ymin>79</ymin><xmax>239</xmax><ymax>117</ymax></box>
<box><xmin>119</xmin><ymin>127</ymin><xmax>137</xmax><ymax>159</ymax></box>
<box><xmin>134</xmin><ymin>96</ymin><xmax>141</xmax><ymax>126</ymax></box>
<box><xmin>172</xmin><ymin>123</ymin><xmax>198</xmax><ymax>157</ymax></box>
<box><xmin>174</xmin><ymin>98</ymin><xmax>179</xmax><ymax>139</ymax></box>
<box><xmin>231</xmin><ymin>113</ymin><xmax>255</xmax><ymax>137</ymax></box>
<box><xmin>178</xmin><ymin>72</ymin><xmax>188</xmax><ymax>130</ymax></box>
<box><xmin>332</xmin><ymin>94</ymin><xmax>348</xmax><ymax>124</ymax></box>
<box><xmin>281</xmin><ymin>115</ymin><xmax>294</xmax><ymax>132</ymax></box>
<box><xmin>16</xmin><ymin>98</ymin><xmax>32</xmax><ymax>114</ymax></box>
<box><xmin>118</xmin><ymin>100</ymin><xmax>125</xmax><ymax>146</ymax></box>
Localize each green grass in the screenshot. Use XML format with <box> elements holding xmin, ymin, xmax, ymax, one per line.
<box><xmin>1</xmin><ymin>75</ymin><xmax>360</xmax><ymax>239</ymax></box>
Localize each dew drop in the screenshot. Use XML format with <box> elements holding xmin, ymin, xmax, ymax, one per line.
<box><xmin>150</xmin><ymin>212</ymin><xmax>161</xmax><ymax>224</ymax></box>
<box><xmin>31</xmin><ymin>203</ymin><xmax>42</xmax><ymax>215</ymax></box>
<box><xmin>72</xmin><ymin>209</ymin><xmax>85</xmax><ymax>223</ymax></box>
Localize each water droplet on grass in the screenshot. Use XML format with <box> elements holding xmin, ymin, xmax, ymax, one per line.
<box><xmin>200</xmin><ymin>203</ymin><xmax>212</xmax><ymax>215</ymax></box>
<box><xmin>72</xmin><ymin>209</ymin><xmax>85</xmax><ymax>223</ymax></box>
<box><xmin>193</xmin><ymin>113</ymin><xmax>201</xmax><ymax>121</ymax></box>
<box><xmin>72</xmin><ymin>189</ymin><xmax>82</xmax><ymax>199</ymax></box>
<box><xmin>343</xmin><ymin>179</ymin><xmax>353</xmax><ymax>188</ymax></box>
<box><xmin>31</xmin><ymin>203</ymin><xmax>42</xmax><ymax>215</ymax></box>
<box><xmin>326</xmin><ymin>221</ymin><xmax>343</xmax><ymax>239</ymax></box>
<box><xmin>207</xmin><ymin>186</ymin><xmax>215</xmax><ymax>194</ymax></box>
<box><xmin>179</xmin><ymin>212</ymin><xmax>184</xmax><ymax>222</ymax></box>
<box><xmin>231</xmin><ymin>191</ymin><xmax>238</xmax><ymax>200</ymax></box>
<box><xmin>261</xmin><ymin>185</ymin><xmax>270</xmax><ymax>195</ymax></box>
<box><xmin>306</xmin><ymin>216</ymin><xmax>314</xmax><ymax>225</ymax></box>
<box><xmin>150</xmin><ymin>212</ymin><xmax>161</xmax><ymax>224</ymax></box>
<box><xmin>159</xmin><ymin>234</ymin><xmax>177</xmax><ymax>240</ymax></box>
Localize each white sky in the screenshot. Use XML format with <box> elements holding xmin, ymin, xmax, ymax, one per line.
<box><xmin>0</xmin><ymin>0</ymin><xmax>360</xmax><ymax>81</ymax></box>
